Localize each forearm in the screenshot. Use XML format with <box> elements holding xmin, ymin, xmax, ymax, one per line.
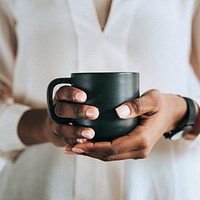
<box><xmin>163</xmin><ymin>94</ymin><xmax>187</xmax><ymax>131</ymax></box>
<box><xmin>18</xmin><ymin>108</ymin><xmax>49</xmax><ymax>146</ymax></box>
<box><xmin>164</xmin><ymin>94</ymin><xmax>200</xmax><ymax>140</ymax></box>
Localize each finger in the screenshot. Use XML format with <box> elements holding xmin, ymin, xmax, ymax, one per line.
<box><xmin>70</xmin><ymin>139</ymin><xmax>149</xmax><ymax>161</ymax></box>
<box><xmin>52</xmin><ymin>123</ymin><xmax>95</xmax><ymax>142</ymax></box>
<box><xmin>70</xmin><ymin>141</ymin><xmax>112</xmax><ymax>160</ymax></box>
<box><xmin>71</xmin><ymin>124</ymin><xmax>153</xmax><ymax>160</ymax></box>
<box><xmin>51</xmin><ymin>124</ymin><xmax>77</xmax><ymax>145</ymax></box>
<box><xmin>55</xmin><ymin>86</ymin><xmax>87</xmax><ymax>103</ymax></box>
<box><xmin>106</xmin><ymin>149</ymin><xmax>150</xmax><ymax>161</ymax></box>
<box><xmin>116</xmin><ymin>89</ymin><xmax>162</xmax><ymax>119</ymax></box>
<box><xmin>65</xmin><ymin>144</ymin><xmax>77</xmax><ymax>155</ymax></box>
<box><xmin>54</xmin><ymin>102</ymin><xmax>99</xmax><ymax>120</ymax></box>
<box><xmin>48</xmin><ymin>132</ymin><xmax>67</xmax><ymax>147</ymax></box>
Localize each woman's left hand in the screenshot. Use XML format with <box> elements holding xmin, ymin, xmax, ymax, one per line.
<box><xmin>65</xmin><ymin>89</ymin><xmax>189</xmax><ymax>161</ymax></box>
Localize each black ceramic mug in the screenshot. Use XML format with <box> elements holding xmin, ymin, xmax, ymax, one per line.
<box><xmin>47</xmin><ymin>72</ymin><xmax>139</xmax><ymax>141</ymax></box>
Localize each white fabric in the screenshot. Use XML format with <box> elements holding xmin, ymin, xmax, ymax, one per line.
<box><xmin>0</xmin><ymin>103</ymin><xmax>29</xmax><ymax>152</ymax></box>
<box><xmin>0</xmin><ymin>0</ymin><xmax>200</xmax><ymax>200</ymax></box>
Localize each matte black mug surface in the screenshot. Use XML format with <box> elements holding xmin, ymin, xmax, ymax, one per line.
<box><xmin>47</xmin><ymin>72</ymin><xmax>139</xmax><ymax>141</ymax></box>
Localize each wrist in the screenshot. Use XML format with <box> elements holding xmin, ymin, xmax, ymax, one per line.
<box><xmin>163</xmin><ymin>94</ymin><xmax>187</xmax><ymax>132</ymax></box>
<box><xmin>18</xmin><ymin>108</ymin><xmax>49</xmax><ymax>145</ymax></box>
<box><xmin>164</xmin><ymin>95</ymin><xmax>197</xmax><ymax>140</ymax></box>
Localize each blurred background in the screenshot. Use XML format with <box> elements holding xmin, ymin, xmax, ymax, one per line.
<box><xmin>0</xmin><ymin>158</ymin><xmax>5</xmax><ymax>171</ymax></box>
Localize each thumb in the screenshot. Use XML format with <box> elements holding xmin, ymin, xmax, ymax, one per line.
<box><xmin>115</xmin><ymin>90</ymin><xmax>161</xmax><ymax>119</ymax></box>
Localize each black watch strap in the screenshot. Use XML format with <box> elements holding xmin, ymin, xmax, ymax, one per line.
<box><xmin>164</xmin><ymin>97</ymin><xmax>196</xmax><ymax>140</ymax></box>
<box><xmin>186</xmin><ymin>97</ymin><xmax>196</xmax><ymax>125</ymax></box>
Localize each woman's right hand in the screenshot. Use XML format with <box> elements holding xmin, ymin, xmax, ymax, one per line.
<box><xmin>18</xmin><ymin>86</ymin><xmax>99</xmax><ymax>148</ymax></box>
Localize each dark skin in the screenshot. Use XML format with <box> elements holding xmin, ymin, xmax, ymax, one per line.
<box><xmin>18</xmin><ymin>86</ymin><xmax>200</xmax><ymax>161</ymax></box>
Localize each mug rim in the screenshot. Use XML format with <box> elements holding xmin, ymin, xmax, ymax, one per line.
<box><xmin>71</xmin><ymin>72</ymin><xmax>139</xmax><ymax>75</ymax></box>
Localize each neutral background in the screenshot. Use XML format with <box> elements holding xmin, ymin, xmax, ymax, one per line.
<box><xmin>0</xmin><ymin>158</ymin><xmax>5</xmax><ymax>171</ymax></box>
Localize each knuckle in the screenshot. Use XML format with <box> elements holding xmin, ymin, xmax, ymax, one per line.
<box><xmin>148</xmin><ymin>89</ymin><xmax>162</xmax><ymax>106</ymax></box>
<box><xmin>66</xmin><ymin>87</ymin><xmax>75</xmax><ymax>101</ymax></box>
<box><xmin>56</xmin><ymin>86</ymin><xmax>65</xmax><ymax>100</ymax></box>
<box><xmin>139</xmin><ymin>149</ymin><xmax>150</xmax><ymax>159</ymax></box>
<box><xmin>56</xmin><ymin>125</ymin><xmax>63</xmax><ymax>137</ymax></box>
<box><xmin>131</xmin><ymin>99</ymin><xmax>143</xmax><ymax>114</ymax></box>
<box><xmin>139</xmin><ymin>135</ymin><xmax>150</xmax><ymax>149</ymax></box>
<box><xmin>74</xmin><ymin>104</ymin><xmax>84</xmax><ymax>118</ymax></box>
<box><xmin>149</xmin><ymin>89</ymin><xmax>161</xmax><ymax>96</ymax></box>
<box><xmin>106</xmin><ymin>147</ymin><xmax>120</xmax><ymax>157</ymax></box>
<box><xmin>55</xmin><ymin>103</ymin><xmax>63</xmax><ymax>117</ymax></box>
<box><xmin>64</xmin><ymin>137</ymin><xmax>76</xmax><ymax>145</ymax></box>
<box><xmin>52</xmin><ymin>131</ymin><xmax>60</xmax><ymax>138</ymax></box>
<box><xmin>57</xmin><ymin>86</ymin><xmax>73</xmax><ymax>101</ymax></box>
<box><xmin>72</xmin><ymin>126</ymin><xmax>82</xmax><ymax>138</ymax></box>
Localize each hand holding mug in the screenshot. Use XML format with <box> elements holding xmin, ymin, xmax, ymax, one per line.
<box><xmin>68</xmin><ymin>90</ymin><xmax>189</xmax><ymax>160</ymax></box>
<box><xmin>45</xmin><ymin>86</ymin><xmax>99</xmax><ymax>146</ymax></box>
<box><xmin>17</xmin><ymin>85</ymin><xmax>98</xmax><ymax>148</ymax></box>
<box><xmin>47</xmin><ymin>72</ymin><xmax>140</xmax><ymax>142</ymax></box>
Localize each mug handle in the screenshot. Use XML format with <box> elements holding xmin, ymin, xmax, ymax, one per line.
<box><xmin>47</xmin><ymin>77</ymin><xmax>72</xmax><ymax>124</ymax></box>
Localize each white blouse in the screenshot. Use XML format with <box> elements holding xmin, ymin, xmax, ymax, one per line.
<box><xmin>0</xmin><ymin>0</ymin><xmax>200</xmax><ymax>200</ymax></box>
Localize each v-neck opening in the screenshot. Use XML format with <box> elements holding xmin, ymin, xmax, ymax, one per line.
<box><xmin>67</xmin><ymin>0</ymin><xmax>143</xmax><ymax>72</ymax></box>
<box><xmin>92</xmin><ymin>0</ymin><xmax>113</xmax><ymax>32</ymax></box>
<box><xmin>68</xmin><ymin>0</ymin><xmax>142</xmax><ymax>36</ymax></box>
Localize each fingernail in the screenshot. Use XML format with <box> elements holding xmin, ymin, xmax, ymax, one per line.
<box><xmin>77</xmin><ymin>138</ymin><xmax>87</xmax><ymax>143</ymax></box>
<box><xmin>82</xmin><ymin>129</ymin><xmax>95</xmax><ymax>139</ymax></box>
<box><xmin>72</xmin><ymin>148</ymin><xmax>84</xmax><ymax>154</ymax></box>
<box><xmin>86</xmin><ymin>108</ymin><xmax>99</xmax><ymax>118</ymax></box>
<box><xmin>65</xmin><ymin>144</ymin><xmax>72</xmax><ymax>151</ymax></box>
<box><xmin>74</xmin><ymin>92</ymin><xmax>87</xmax><ymax>102</ymax></box>
<box><xmin>116</xmin><ymin>105</ymin><xmax>131</xmax><ymax>118</ymax></box>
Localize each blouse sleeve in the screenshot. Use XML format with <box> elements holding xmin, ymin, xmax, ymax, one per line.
<box><xmin>189</xmin><ymin>1</ymin><xmax>200</xmax><ymax>147</ymax></box>
<box><xmin>0</xmin><ymin>0</ymin><xmax>30</xmax><ymax>159</ymax></box>
<box><xmin>190</xmin><ymin>0</ymin><xmax>200</xmax><ymax>81</ymax></box>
